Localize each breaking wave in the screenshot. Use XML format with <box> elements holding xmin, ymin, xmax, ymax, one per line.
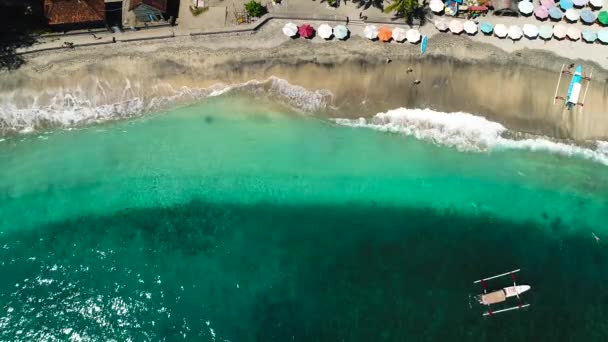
<box><xmin>0</xmin><ymin>77</ymin><xmax>332</xmax><ymax>134</ymax></box>
<box><xmin>333</xmin><ymin>108</ymin><xmax>608</xmax><ymax>166</ymax></box>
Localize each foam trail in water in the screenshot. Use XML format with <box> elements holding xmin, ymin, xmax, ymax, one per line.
<box><xmin>334</xmin><ymin>108</ymin><xmax>608</xmax><ymax>166</ymax></box>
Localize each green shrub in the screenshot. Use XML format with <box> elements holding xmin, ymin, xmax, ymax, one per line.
<box><xmin>189</xmin><ymin>5</ymin><xmax>209</xmax><ymax>16</ymax></box>
<box><xmin>245</xmin><ymin>0</ymin><xmax>267</xmax><ymax>17</ymax></box>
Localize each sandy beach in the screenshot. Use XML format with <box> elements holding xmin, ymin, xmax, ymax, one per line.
<box><xmin>1</xmin><ymin>19</ymin><xmax>608</xmax><ymax>140</ymax></box>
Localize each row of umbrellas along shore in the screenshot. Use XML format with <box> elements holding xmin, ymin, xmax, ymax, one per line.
<box><xmin>283</xmin><ymin>23</ymin><xmax>424</xmax><ymax>43</ymax></box>
<box><xmin>436</xmin><ymin>19</ymin><xmax>608</xmax><ymax>42</ymax></box>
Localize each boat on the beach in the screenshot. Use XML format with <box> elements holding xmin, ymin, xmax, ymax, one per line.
<box><xmin>473</xmin><ymin>269</ymin><xmax>531</xmax><ymax>316</ymax></box>
<box><xmin>553</xmin><ymin>64</ymin><xmax>592</xmax><ymax>112</ymax></box>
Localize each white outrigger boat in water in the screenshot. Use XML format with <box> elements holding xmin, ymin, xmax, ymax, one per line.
<box><xmin>473</xmin><ymin>269</ymin><xmax>531</xmax><ymax>317</ymax></box>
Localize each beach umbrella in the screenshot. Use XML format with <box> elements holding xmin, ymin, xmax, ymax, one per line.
<box><xmin>494</xmin><ymin>23</ymin><xmax>508</xmax><ymax>38</ymax></box>
<box><xmin>378</xmin><ymin>27</ymin><xmax>393</xmax><ymax>42</ymax></box>
<box><xmin>598</xmin><ymin>30</ymin><xmax>608</xmax><ymax>43</ymax></box>
<box><xmin>560</xmin><ymin>0</ymin><xmax>573</xmax><ymax>10</ymax></box>
<box><xmin>548</xmin><ymin>6</ymin><xmax>563</xmax><ymax>20</ymax></box>
<box><xmin>565</xmin><ymin>8</ymin><xmax>579</xmax><ymax>22</ymax></box>
<box><xmin>406</xmin><ymin>29</ymin><xmax>421</xmax><ymax>43</ymax></box>
<box><xmin>392</xmin><ymin>27</ymin><xmax>407</xmax><ymax>42</ymax></box>
<box><xmin>540</xmin><ymin>0</ymin><xmax>555</xmax><ymax>7</ymax></box>
<box><xmin>449</xmin><ymin>19</ymin><xmax>464</xmax><ymax>34</ymax></box>
<box><xmin>480</xmin><ymin>22</ymin><xmax>494</xmax><ymax>34</ymax></box>
<box><xmin>590</xmin><ymin>0</ymin><xmax>603</xmax><ymax>8</ymax></box>
<box><xmin>523</xmin><ymin>24</ymin><xmax>539</xmax><ymax>38</ymax></box>
<box><xmin>567</xmin><ymin>26</ymin><xmax>581</xmax><ymax>40</ymax></box>
<box><xmin>464</xmin><ymin>20</ymin><xmax>478</xmax><ymax>34</ymax></box>
<box><xmin>282</xmin><ymin>22</ymin><xmax>298</xmax><ymax>37</ymax></box>
<box><xmin>508</xmin><ymin>25</ymin><xmax>523</xmax><ymax>40</ymax></box>
<box><xmin>572</xmin><ymin>0</ymin><xmax>589</xmax><ymax>6</ymax></box>
<box><xmin>534</xmin><ymin>6</ymin><xmax>549</xmax><ymax>20</ymax></box>
<box><xmin>553</xmin><ymin>24</ymin><xmax>567</xmax><ymax>39</ymax></box>
<box><xmin>430</xmin><ymin>0</ymin><xmax>445</xmax><ymax>13</ymax></box>
<box><xmin>298</xmin><ymin>24</ymin><xmax>315</xmax><ymax>39</ymax></box>
<box><xmin>582</xmin><ymin>29</ymin><xmax>597</xmax><ymax>42</ymax></box>
<box><xmin>333</xmin><ymin>25</ymin><xmax>349</xmax><ymax>40</ymax></box>
<box><xmin>539</xmin><ymin>25</ymin><xmax>553</xmax><ymax>40</ymax></box>
<box><xmin>518</xmin><ymin>1</ymin><xmax>534</xmax><ymax>15</ymax></box>
<box><xmin>580</xmin><ymin>10</ymin><xmax>596</xmax><ymax>24</ymax></box>
<box><xmin>317</xmin><ymin>24</ymin><xmax>333</xmax><ymax>39</ymax></box>
<box><xmin>363</xmin><ymin>25</ymin><xmax>379</xmax><ymax>40</ymax></box>
<box><xmin>599</xmin><ymin>11</ymin><xmax>608</xmax><ymax>26</ymax></box>
<box><xmin>435</xmin><ymin>19</ymin><xmax>449</xmax><ymax>32</ymax></box>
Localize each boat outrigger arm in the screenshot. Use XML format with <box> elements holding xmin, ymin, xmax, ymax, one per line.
<box><xmin>473</xmin><ymin>269</ymin><xmax>531</xmax><ymax>317</ymax></box>
<box><xmin>553</xmin><ymin>64</ymin><xmax>593</xmax><ymax>112</ymax></box>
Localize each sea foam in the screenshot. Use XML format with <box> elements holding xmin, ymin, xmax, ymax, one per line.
<box><xmin>334</xmin><ymin>108</ymin><xmax>608</xmax><ymax>166</ymax></box>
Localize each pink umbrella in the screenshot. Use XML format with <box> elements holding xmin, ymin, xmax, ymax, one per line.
<box><xmin>540</xmin><ymin>0</ymin><xmax>556</xmax><ymax>7</ymax></box>
<box><xmin>298</xmin><ymin>24</ymin><xmax>315</xmax><ymax>39</ymax></box>
<box><xmin>534</xmin><ymin>6</ymin><xmax>549</xmax><ymax>19</ymax></box>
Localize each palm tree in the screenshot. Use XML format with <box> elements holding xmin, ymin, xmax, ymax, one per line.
<box><xmin>384</xmin><ymin>0</ymin><xmax>425</xmax><ymax>24</ymax></box>
<box><xmin>352</xmin><ymin>0</ymin><xmax>384</xmax><ymax>10</ymax></box>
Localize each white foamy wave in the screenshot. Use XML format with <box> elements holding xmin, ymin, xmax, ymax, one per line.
<box><xmin>0</xmin><ymin>77</ymin><xmax>332</xmax><ymax>134</ymax></box>
<box><xmin>334</xmin><ymin>108</ymin><xmax>608</xmax><ymax>166</ymax></box>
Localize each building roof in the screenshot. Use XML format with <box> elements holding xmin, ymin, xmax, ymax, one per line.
<box><xmin>130</xmin><ymin>0</ymin><xmax>167</xmax><ymax>12</ymax></box>
<box><xmin>43</xmin><ymin>0</ymin><xmax>105</xmax><ymax>25</ymax></box>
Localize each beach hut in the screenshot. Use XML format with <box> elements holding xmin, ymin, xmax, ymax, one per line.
<box><xmin>464</xmin><ymin>20</ymin><xmax>478</xmax><ymax>35</ymax></box>
<box><xmin>406</xmin><ymin>29</ymin><xmax>421</xmax><ymax>43</ymax></box>
<box><xmin>317</xmin><ymin>24</ymin><xmax>333</xmax><ymax>39</ymax></box>
<box><xmin>480</xmin><ymin>22</ymin><xmax>494</xmax><ymax>34</ymax></box>
<box><xmin>540</xmin><ymin>0</ymin><xmax>555</xmax><ymax>7</ymax></box>
<box><xmin>553</xmin><ymin>24</ymin><xmax>567</xmax><ymax>39</ymax></box>
<box><xmin>599</xmin><ymin>11</ymin><xmax>608</xmax><ymax>26</ymax></box>
<box><xmin>298</xmin><ymin>24</ymin><xmax>315</xmax><ymax>39</ymax></box>
<box><xmin>560</xmin><ymin>0</ymin><xmax>573</xmax><ymax>10</ymax></box>
<box><xmin>598</xmin><ymin>30</ymin><xmax>608</xmax><ymax>44</ymax></box>
<box><xmin>539</xmin><ymin>25</ymin><xmax>553</xmax><ymax>40</ymax></box>
<box><xmin>523</xmin><ymin>24</ymin><xmax>539</xmax><ymax>38</ymax></box>
<box><xmin>582</xmin><ymin>29</ymin><xmax>597</xmax><ymax>42</ymax></box>
<box><xmin>364</xmin><ymin>25</ymin><xmax>379</xmax><ymax>40</ymax></box>
<box><xmin>378</xmin><ymin>27</ymin><xmax>393</xmax><ymax>42</ymax></box>
<box><xmin>494</xmin><ymin>23</ymin><xmax>508</xmax><ymax>38</ymax></box>
<box><xmin>567</xmin><ymin>26</ymin><xmax>581</xmax><ymax>40</ymax></box>
<box><xmin>548</xmin><ymin>6</ymin><xmax>563</xmax><ymax>20</ymax></box>
<box><xmin>449</xmin><ymin>19</ymin><xmax>464</xmax><ymax>34</ymax></box>
<box><xmin>508</xmin><ymin>25</ymin><xmax>523</xmax><ymax>40</ymax></box>
<box><xmin>282</xmin><ymin>22</ymin><xmax>298</xmax><ymax>37</ymax></box>
<box><xmin>580</xmin><ymin>10</ymin><xmax>596</xmax><ymax>24</ymax></box>
<box><xmin>518</xmin><ymin>1</ymin><xmax>534</xmax><ymax>15</ymax></box>
<box><xmin>565</xmin><ymin>8</ymin><xmax>579</xmax><ymax>22</ymax></box>
<box><xmin>430</xmin><ymin>0</ymin><xmax>445</xmax><ymax>13</ymax></box>
<box><xmin>534</xmin><ymin>6</ymin><xmax>549</xmax><ymax>20</ymax></box>
<box><xmin>392</xmin><ymin>27</ymin><xmax>407</xmax><ymax>42</ymax></box>
<box><xmin>572</xmin><ymin>0</ymin><xmax>589</xmax><ymax>7</ymax></box>
<box><xmin>435</xmin><ymin>19</ymin><xmax>449</xmax><ymax>31</ymax></box>
<box><xmin>590</xmin><ymin>0</ymin><xmax>603</xmax><ymax>9</ymax></box>
<box><xmin>334</xmin><ymin>25</ymin><xmax>349</xmax><ymax>40</ymax></box>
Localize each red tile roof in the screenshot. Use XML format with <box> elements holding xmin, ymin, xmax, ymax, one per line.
<box><xmin>130</xmin><ymin>0</ymin><xmax>168</xmax><ymax>12</ymax></box>
<box><xmin>44</xmin><ymin>0</ymin><xmax>105</xmax><ymax>25</ymax></box>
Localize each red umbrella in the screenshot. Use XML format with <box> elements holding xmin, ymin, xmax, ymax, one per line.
<box><xmin>298</xmin><ymin>24</ymin><xmax>315</xmax><ymax>39</ymax></box>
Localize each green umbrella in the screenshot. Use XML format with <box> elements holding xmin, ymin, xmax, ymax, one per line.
<box><xmin>599</xmin><ymin>11</ymin><xmax>608</xmax><ymax>26</ymax></box>
<box><xmin>333</xmin><ymin>25</ymin><xmax>349</xmax><ymax>40</ymax></box>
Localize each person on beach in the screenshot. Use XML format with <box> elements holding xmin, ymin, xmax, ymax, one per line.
<box><xmin>346</xmin><ymin>16</ymin><xmax>349</xmax><ymax>25</ymax></box>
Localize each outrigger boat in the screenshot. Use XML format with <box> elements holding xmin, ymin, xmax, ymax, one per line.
<box><xmin>473</xmin><ymin>269</ymin><xmax>531</xmax><ymax>316</ymax></box>
<box><xmin>553</xmin><ymin>64</ymin><xmax>592</xmax><ymax>112</ymax></box>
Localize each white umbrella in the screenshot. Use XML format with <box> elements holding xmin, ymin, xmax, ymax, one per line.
<box><xmin>567</xmin><ymin>26</ymin><xmax>581</xmax><ymax>40</ymax></box>
<box><xmin>518</xmin><ymin>1</ymin><xmax>534</xmax><ymax>14</ymax></box>
<box><xmin>430</xmin><ymin>0</ymin><xmax>445</xmax><ymax>13</ymax></box>
<box><xmin>508</xmin><ymin>25</ymin><xmax>523</xmax><ymax>40</ymax></box>
<box><xmin>435</xmin><ymin>19</ymin><xmax>449</xmax><ymax>31</ymax></box>
<box><xmin>317</xmin><ymin>24</ymin><xmax>333</xmax><ymax>39</ymax></box>
<box><xmin>392</xmin><ymin>27</ymin><xmax>407</xmax><ymax>42</ymax></box>
<box><xmin>565</xmin><ymin>8</ymin><xmax>579</xmax><ymax>22</ymax></box>
<box><xmin>406</xmin><ymin>29</ymin><xmax>421</xmax><ymax>43</ymax></box>
<box><xmin>282</xmin><ymin>22</ymin><xmax>298</xmax><ymax>37</ymax></box>
<box><xmin>522</xmin><ymin>24</ymin><xmax>539</xmax><ymax>38</ymax></box>
<box><xmin>590</xmin><ymin>0</ymin><xmax>603</xmax><ymax>7</ymax></box>
<box><xmin>553</xmin><ymin>25</ymin><xmax>567</xmax><ymax>39</ymax></box>
<box><xmin>494</xmin><ymin>24</ymin><xmax>508</xmax><ymax>38</ymax></box>
<box><xmin>464</xmin><ymin>20</ymin><xmax>478</xmax><ymax>34</ymax></box>
<box><xmin>449</xmin><ymin>20</ymin><xmax>464</xmax><ymax>34</ymax></box>
<box><xmin>364</xmin><ymin>25</ymin><xmax>379</xmax><ymax>40</ymax></box>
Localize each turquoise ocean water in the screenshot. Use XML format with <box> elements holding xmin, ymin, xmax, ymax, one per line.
<box><xmin>1</xmin><ymin>95</ymin><xmax>608</xmax><ymax>341</ymax></box>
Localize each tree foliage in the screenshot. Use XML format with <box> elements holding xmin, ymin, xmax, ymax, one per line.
<box><xmin>245</xmin><ymin>0</ymin><xmax>268</xmax><ymax>17</ymax></box>
<box><xmin>352</xmin><ymin>0</ymin><xmax>384</xmax><ymax>10</ymax></box>
<box><xmin>384</xmin><ymin>0</ymin><xmax>425</xmax><ymax>24</ymax></box>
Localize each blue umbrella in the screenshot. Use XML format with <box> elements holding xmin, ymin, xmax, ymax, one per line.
<box><xmin>582</xmin><ymin>29</ymin><xmax>597</xmax><ymax>42</ymax></box>
<box><xmin>549</xmin><ymin>6</ymin><xmax>564</xmax><ymax>20</ymax></box>
<box><xmin>580</xmin><ymin>10</ymin><xmax>596</xmax><ymax>24</ymax></box>
<box><xmin>560</xmin><ymin>0</ymin><xmax>574</xmax><ymax>10</ymax></box>
<box><xmin>598</xmin><ymin>30</ymin><xmax>608</xmax><ymax>43</ymax></box>
<box><xmin>333</xmin><ymin>25</ymin><xmax>349</xmax><ymax>40</ymax></box>
<box><xmin>480</xmin><ymin>22</ymin><xmax>494</xmax><ymax>34</ymax></box>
